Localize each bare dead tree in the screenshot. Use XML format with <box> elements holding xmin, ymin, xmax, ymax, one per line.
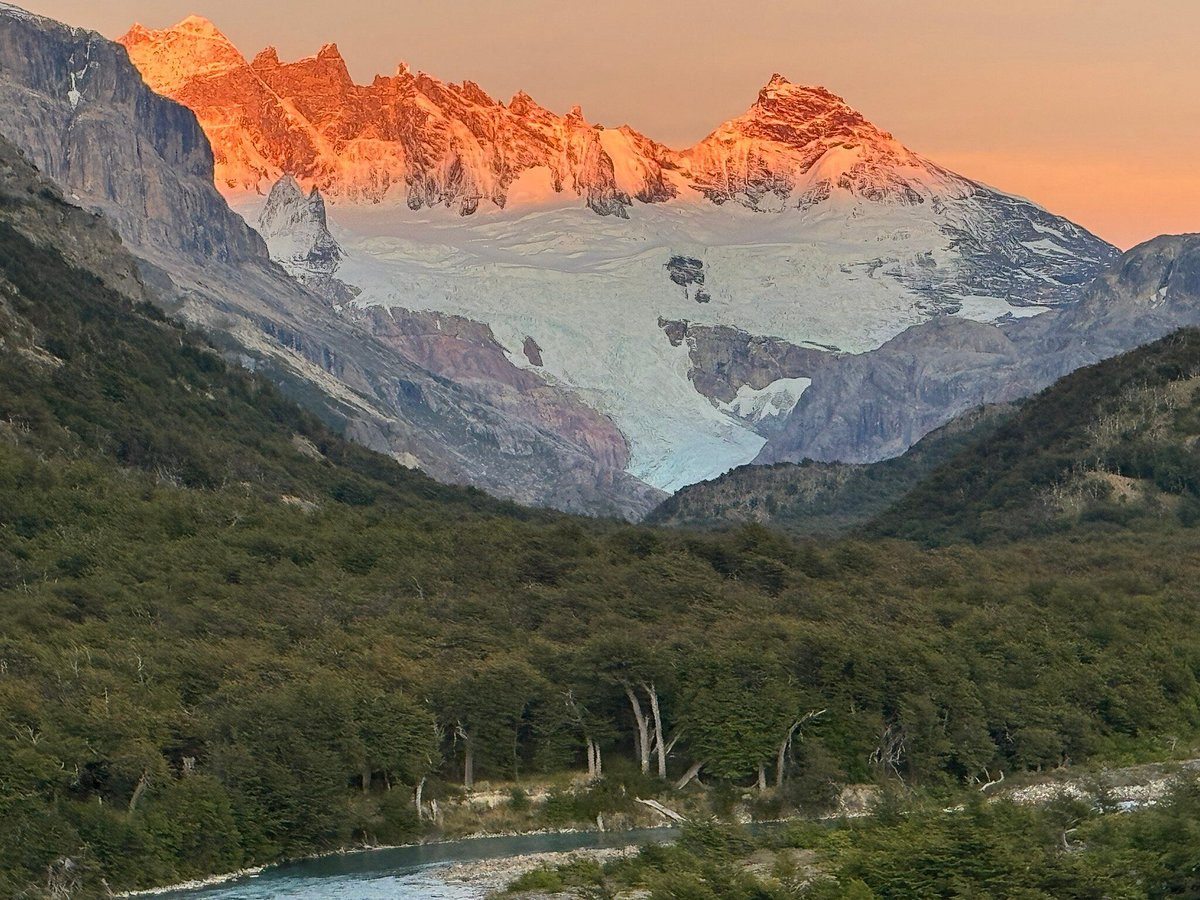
<box><xmin>674</xmin><ymin>759</ymin><xmax>705</xmax><ymax>791</ymax></box>
<box><xmin>775</xmin><ymin>708</ymin><xmax>827</xmax><ymax>789</ymax></box>
<box><xmin>870</xmin><ymin>722</ymin><xmax>907</xmax><ymax>780</ymax></box>
<box><xmin>642</xmin><ymin>681</ymin><xmax>667</xmax><ymax>779</ymax></box>
<box><xmin>563</xmin><ymin>689</ymin><xmax>603</xmax><ymax>780</ymax></box>
<box><xmin>976</xmin><ymin>769</ymin><xmax>1005</xmax><ymax>792</ymax></box>
<box><xmin>128</xmin><ymin>769</ymin><xmax>150</xmax><ymax>812</ymax></box>
<box><xmin>623</xmin><ymin>683</ymin><xmax>651</xmax><ymax>775</ymax></box>
<box><xmin>453</xmin><ymin>721</ymin><xmax>474</xmax><ymax>789</ymax></box>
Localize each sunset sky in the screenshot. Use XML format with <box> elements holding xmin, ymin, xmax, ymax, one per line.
<box><xmin>23</xmin><ymin>0</ymin><xmax>1200</xmax><ymax>249</ymax></box>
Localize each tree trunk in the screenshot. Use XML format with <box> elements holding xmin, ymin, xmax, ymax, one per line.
<box><xmin>362</xmin><ymin>768</ymin><xmax>372</xmax><ymax>795</ymax></box>
<box><xmin>463</xmin><ymin>734</ymin><xmax>475</xmax><ymax>790</ymax></box>
<box><xmin>757</xmin><ymin>764</ymin><xmax>768</xmax><ymax>793</ymax></box>
<box><xmin>624</xmin><ymin>683</ymin><xmax>651</xmax><ymax>774</ymax></box>
<box><xmin>586</xmin><ymin>738</ymin><xmax>596</xmax><ymax>779</ymax></box>
<box><xmin>128</xmin><ymin>770</ymin><xmax>150</xmax><ymax>812</ymax></box>
<box><xmin>777</xmin><ymin>710</ymin><xmax>828</xmax><ymax>789</ymax></box>
<box><xmin>512</xmin><ymin>724</ymin><xmax>521</xmax><ymax>781</ymax></box>
<box><xmin>643</xmin><ymin>681</ymin><xmax>667</xmax><ymax>779</ymax></box>
<box><xmin>595</xmin><ymin>740</ymin><xmax>602</xmax><ymax>778</ymax></box>
<box><xmin>675</xmin><ymin>759</ymin><xmax>704</xmax><ymax>791</ymax></box>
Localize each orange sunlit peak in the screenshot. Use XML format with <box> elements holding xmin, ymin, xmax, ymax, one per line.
<box><xmin>174</xmin><ymin>14</ymin><xmax>223</xmax><ymax>35</ymax></box>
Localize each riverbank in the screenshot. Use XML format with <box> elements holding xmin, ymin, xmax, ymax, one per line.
<box><xmin>118</xmin><ymin>756</ymin><xmax>1200</xmax><ymax>898</ymax></box>
<box><xmin>436</xmin><ymin>846</ymin><xmax>641</xmax><ymax>895</ymax></box>
<box><xmin>116</xmin><ymin>867</ymin><xmax>267</xmax><ymax>897</ymax></box>
<box><xmin>115</xmin><ymin>825</ymin><xmax>677</xmax><ymax>898</ymax></box>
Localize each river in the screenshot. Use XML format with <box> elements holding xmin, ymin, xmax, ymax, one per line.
<box><xmin>151</xmin><ymin>828</ymin><xmax>680</xmax><ymax>899</ymax></box>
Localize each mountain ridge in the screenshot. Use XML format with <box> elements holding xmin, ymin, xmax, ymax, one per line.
<box><xmin>113</xmin><ymin>14</ymin><xmax>1127</xmax><ymax>492</ymax></box>
<box><xmin>0</xmin><ymin>2</ymin><xmax>663</xmax><ymax>517</ymax></box>
<box><xmin>116</xmin><ymin>15</ymin><xmax>1117</xmax><ymax>311</ymax></box>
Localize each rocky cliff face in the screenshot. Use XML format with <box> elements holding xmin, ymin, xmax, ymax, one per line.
<box><xmin>119</xmin><ymin>18</ymin><xmax>676</xmax><ymax>216</ymax></box>
<box><xmin>0</xmin><ymin>132</ymin><xmax>148</xmax><ymax>305</ymax></box>
<box><xmin>1016</xmin><ymin>234</ymin><xmax>1200</xmax><ymax>370</ymax></box>
<box><xmin>757</xmin><ymin>236</ymin><xmax>1200</xmax><ymax>466</ymax></box>
<box><xmin>0</xmin><ymin>5</ymin><xmax>264</xmax><ymax>265</ymax></box>
<box><xmin>0</xmin><ymin>3</ymin><xmax>662</xmax><ymax>518</ymax></box>
<box><xmin>757</xmin><ymin>317</ymin><xmax>1036</xmax><ymax>463</ymax></box>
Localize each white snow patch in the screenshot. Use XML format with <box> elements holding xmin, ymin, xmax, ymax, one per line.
<box><xmin>720</xmin><ymin>377</ymin><xmax>812</xmax><ymax>423</ymax></box>
<box><xmin>953</xmin><ymin>295</ymin><xmax>1052</xmax><ymax>322</ymax></box>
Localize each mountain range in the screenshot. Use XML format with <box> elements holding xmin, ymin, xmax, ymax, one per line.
<box><xmin>5</xmin><ymin>5</ymin><xmax>1198</xmax><ymax>516</ymax></box>
<box><xmin>115</xmin><ymin>16</ymin><xmax>1122</xmax><ymax>493</ymax></box>
<box><xmin>6</xmin><ymin>7</ymin><xmax>1200</xmax><ymax>892</ymax></box>
<box><xmin>0</xmin><ymin>2</ymin><xmax>660</xmax><ymax>517</ymax></box>
<box><xmin>5</xmin><ymin>64</ymin><xmax>1200</xmax><ymax>889</ymax></box>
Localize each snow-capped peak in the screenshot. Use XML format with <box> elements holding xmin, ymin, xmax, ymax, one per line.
<box><xmin>113</xmin><ymin>16</ymin><xmax>1099</xmax><ymax>248</ymax></box>
<box><xmin>174</xmin><ymin>14</ymin><xmax>225</xmax><ymax>36</ymax></box>
<box><xmin>119</xmin><ymin>16</ymin><xmax>245</xmax><ymax>94</ymax></box>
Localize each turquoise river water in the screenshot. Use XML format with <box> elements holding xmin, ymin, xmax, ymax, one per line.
<box><xmin>153</xmin><ymin>828</ymin><xmax>680</xmax><ymax>899</ymax></box>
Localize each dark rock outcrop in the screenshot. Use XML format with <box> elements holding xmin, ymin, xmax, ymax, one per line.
<box><xmin>523</xmin><ymin>336</ymin><xmax>544</xmax><ymax>366</ymax></box>
<box><xmin>659</xmin><ymin>318</ymin><xmax>830</xmax><ymax>435</ymax></box>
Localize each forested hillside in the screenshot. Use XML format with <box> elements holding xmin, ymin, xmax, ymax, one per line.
<box><xmin>5</xmin><ymin>161</ymin><xmax>1200</xmax><ymax>896</ymax></box>
<box><xmin>653</xmin><ymin>327</ymin><xmax>1200</xmax><ymax>547</ymax></box>
<box><xmin>870</xmin><ymin>328</ymin><xmax>1200</xmax><ymax>544</ymax></box>
<box><xmin>647</xmin><ymin>406</ymin><xmax>1012</xmax><ymax>537</ymax></box>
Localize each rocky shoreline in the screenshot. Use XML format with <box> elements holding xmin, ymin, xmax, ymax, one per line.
<box><xmin>436</xmin><ymin>846</ymin><xmax>640</xmax><ymax>895</ymax></box>
<box><xmin>116</xmin><ymin>758</ymin><xmax>1200</xmax><ymax>898</ymax></box>
<box><xmin>115</xmin><ymin>825</ymin><xmax>669</xmax><ymax>897</ymax></box>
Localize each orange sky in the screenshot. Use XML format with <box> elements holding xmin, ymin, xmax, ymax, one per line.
<box><xmin>23</xmin><ymin>0</ymin><xmax>1200</xmax><ymax>248</ymax></box>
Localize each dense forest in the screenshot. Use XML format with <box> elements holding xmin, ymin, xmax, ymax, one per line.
<box><xmin>5</xmin><ymin>217</ymin><xmax>1200</xmax><ymax>897</ymax></box>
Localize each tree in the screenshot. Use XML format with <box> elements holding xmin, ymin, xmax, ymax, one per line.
<box><xmin>355</xmin><ymin>692</ymin><xmax>440</xmax><ymax>795</ymax></box>
<box><xmin>435</xmin><ymin>656</ymin><xmax>545</xmax><ymax>788</ymax></box>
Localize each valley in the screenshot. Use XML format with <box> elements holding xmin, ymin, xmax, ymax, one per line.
<box><xmin>2</xmin><ymin>3</ymin><xmax>1200</xmax><ymax>898</ymax></box>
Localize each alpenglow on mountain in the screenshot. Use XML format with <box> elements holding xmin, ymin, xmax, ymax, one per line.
<box><xmin>120</xmin><ymin>17</ymin><xmax>1119</xmax><ymax>492</ymax></box>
